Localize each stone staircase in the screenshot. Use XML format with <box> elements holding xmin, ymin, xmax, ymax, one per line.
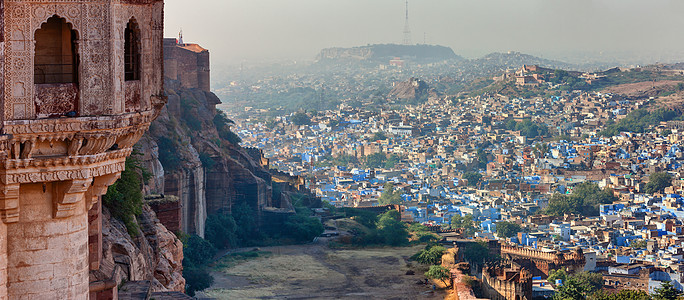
<box><xmin>118</xmin><ymin>281</ymin><xmax>192</xmax><ymax>300</ymax></box>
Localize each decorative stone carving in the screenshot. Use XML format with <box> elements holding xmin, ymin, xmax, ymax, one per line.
<box><xmin>34</xmin><ymin>83</ymin><xmax>79</xmax><ymax>118</ymax></box>
<box><xmin>86</xmin><ymin>173</ymin><xmax>121</xmax><ymax>211</ymax></box>
<box><xmin>0</xmin><ymin>0</ymin><xmax>165</xmax><ymax>297</ymax></box>
<box><xmin>53</xmin><ymin>178</ymin><xmax>93</xmax><ymax>218</ymax></box>
<box><xmin>0</xmin><ymin>183</ymin><xmax>19</xmax><ymax>223</ymax></box>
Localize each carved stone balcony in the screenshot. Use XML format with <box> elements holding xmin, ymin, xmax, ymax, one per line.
<box><xmin>0</xmin><ymin>105</ymin><xmax>163</xmax><ymax>223</ymax></box>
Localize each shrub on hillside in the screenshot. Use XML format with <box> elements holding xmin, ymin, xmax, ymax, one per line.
<box><xmin>103</xmin><ymin>151</ymin><xmax>150</xmax><ymax>237</ymax></box>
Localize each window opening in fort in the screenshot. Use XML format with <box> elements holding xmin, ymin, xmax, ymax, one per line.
<box><xmin>34</xmin><ymin>15</ymin><xmax>78</xmax><ymax>84</ymax></box>
<box><xmin>125</xmin><ymin>19</ymin><xmax>141</xmax><ymax>81</ymax></box>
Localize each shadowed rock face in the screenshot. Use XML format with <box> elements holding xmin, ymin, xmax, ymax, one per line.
<box><xmin>137</xmin><ymin>77</ymin><xmax>279</xmax><ymax>237</ymax></box>
<box><xmin>92</xmin><ymin>205</ymin><xmax>185</xmax><ymax>292</ymax></box>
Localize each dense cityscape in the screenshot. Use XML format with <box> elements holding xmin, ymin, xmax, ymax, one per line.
<box><xmin>229</xmin><ymin>62</ymin><xmax>684</xmax><ymax>298</ymax></box>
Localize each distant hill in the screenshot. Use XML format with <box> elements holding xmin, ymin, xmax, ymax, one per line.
<box><xmin>470</xmin><ymin>51</ymin><xmax>579</xmax><ymax>71</ymax></box>
<box><xmin>316</xmin><ymin>44</ymin><xmax>462</xmax><ymax>63</ymax></box>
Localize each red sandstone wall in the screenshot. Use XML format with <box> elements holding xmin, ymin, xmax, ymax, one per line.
<box><xmin>149</xmin><ymin>201</ymin><xmax>182</xmax><ymax>233</ymax></box>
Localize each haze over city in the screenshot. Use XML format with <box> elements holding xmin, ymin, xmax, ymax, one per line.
<box><xmin>165</xmin><ymin>0</ymin><xmax>684</xmax><ymax>65</ymax></box>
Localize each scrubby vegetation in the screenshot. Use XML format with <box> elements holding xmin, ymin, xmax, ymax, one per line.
<box><xmin>600</xmin><ymin>108</ymin><xmax>680</xmax><ymax>137</ymax></box>
<box><xmin>181</xmin><ymin>234</ymin><xmax>216</xmax><ymax>296</ymax></box>
<box><xmin>213</xmin><ymin>111</ymin><xmax>242</xmax><ymax>145</ymax></box>
<box><xmin>644</xmin><ymin>172</ymin><xmax>673</xmax><ymax>194</ymax></box>
<box><xmin>378</xmin><ymin>182</ymin><xmax>402</xmax><ymax>205</ymax></box>
<box><xmin>157</xmin><ymin>136</ymin><xmax>181</xmax><ymax>171</ymax></box>
<box><xmin>495</xmin><ymin>221</ymin><xmax>522</xmax><ymax>238</ymax></box>
<box><xmin>412</xmin><ymin>244</ymin><xmax>446</xmax><ymax>265</ymax></box>
<box><xmin>102</xmin><ymin>151</ymin><xmax>151</xmax><ymax>237</ymax></box>
<box><xmin>543</xmin><ymin>182</ymin><xmax>617</xmax><ymax>216</ymax></box>
<box><xmin>451</xmin><ymin>214</ymin><xmax>479</xmax><ymax>237</ymax></box>
<box><xmin>333</xmin><ymin>208</ymin><xmax>414</xmax><ymax>247</ymax></box>
<box><xmin>505</xmin><ymin>119</ymin><xmax>550</xmax><ymax>139</ymax></box>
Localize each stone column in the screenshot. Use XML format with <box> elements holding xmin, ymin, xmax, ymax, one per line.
<box><xmin>6</xmin><ymin>183</ymin><xmax>89</xmax><ymax>299</ymax></box>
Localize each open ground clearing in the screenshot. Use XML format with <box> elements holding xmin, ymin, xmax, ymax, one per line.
<box><xmin>197</xmin><ymin>242</ymin><xmax>451</xmax><ymax>299</ymax></box>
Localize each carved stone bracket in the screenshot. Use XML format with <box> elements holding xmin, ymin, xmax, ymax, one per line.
<box><xmin>53</xmin><ymin>178</ymin><xmax>94</xmax><ymax>219</ymax></box>
<box><xmin>85</xmin><ymin>173</ymin><xmax>121</xmax><ymax>211</ymax></box>
<box><xmin>0</xmin><ymin>183</ymin><xmax>19</xmax><ymax>223</ymax></box>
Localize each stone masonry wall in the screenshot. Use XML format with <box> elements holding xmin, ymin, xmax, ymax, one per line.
<box><xmin>0</xmin><ymin>221</ymin><xmax>6</xmax><ymax>298</ymax></box>
<box><xmin>7</xmin><ymin>183</ymin><xmax>89</xmax><ymax>298</ymax></box>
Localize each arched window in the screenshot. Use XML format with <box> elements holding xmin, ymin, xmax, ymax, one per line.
<box><xmin>124</xmin><ymin>19</ymin><xmax>141</xmax><ymax>81</ymax></box>
<box><xmin>34</xmin><ymin>15</ymin><xmax>78</xmax><ymax>84</ymax></box>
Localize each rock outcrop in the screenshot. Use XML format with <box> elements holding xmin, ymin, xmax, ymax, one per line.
<box><xmin>91</xmin><ymin>204</ymin><xmax>185</xmax><ymax>292</ymax></box>
<box><xmin>388</xmin><ymin>77</ymin><xmax>440</xmax><ymax>103</ymax></box>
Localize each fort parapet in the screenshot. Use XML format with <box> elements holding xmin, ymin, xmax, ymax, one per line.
<box><xmin>481</xmin><ymin>264</ymin><xmax>533</xmax><ymax>300</ymax></box>
<box><xmin>0</xmin><ymin>0</ymin><xmax>165</xmax><ymax>298</ymax></box>
<box><xmin>500</xmin><ymin>244</ymin><xmax>585</xmax><ymax>278</ymax></box>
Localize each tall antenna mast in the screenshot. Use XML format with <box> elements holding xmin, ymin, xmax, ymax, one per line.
<box><xmin>403</xmin><ymin>0</ymin><xmax>412</xmax><ymax>45</ymax></box>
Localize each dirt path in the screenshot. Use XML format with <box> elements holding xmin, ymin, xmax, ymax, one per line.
<box><xmin>198</xmin><ymin>241</ymin><xmax>449</xmax><ymax>299</ymax></box>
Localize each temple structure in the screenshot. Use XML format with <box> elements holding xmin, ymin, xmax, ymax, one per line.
<box><xmin>0</xmin><ymin>0</ymin><xmax>165</xmax><ymax>298</ymax></box>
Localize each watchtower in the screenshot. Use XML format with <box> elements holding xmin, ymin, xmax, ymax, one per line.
<box><xmin>0</xmin><ymin>0</ymin><xmax>164</xmax><ymax>298</ymax></box>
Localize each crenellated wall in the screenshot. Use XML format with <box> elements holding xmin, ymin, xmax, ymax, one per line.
<box><xmin>481</xmin><ymin>265</ymin><xmax>533</xmax><ymax>300</ymax></box>
<box><xmin>501</xmin><ymin>244</ymin><xmax>585</xmax><ymax>278</ymax></box>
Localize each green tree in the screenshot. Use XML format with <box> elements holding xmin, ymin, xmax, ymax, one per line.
<box><xmin>545</xmin><ymin>183</ymin><xmax>617</xmax><ymax>216</ymax></box>
<box><xmin>283</xmin><ymin>212</ymin><xmax>325</xmax><ymax>243</ymax></box>
<box><xmin>591</xmin><ymin>289</ymin><xmax>651</xmax><ymax>300</ymax></box>
<box><xmin>554</xmin><ymin>277</ymin><xmax>591</xmax><ymax>300</ymax></box>
<box><xmin>412</xmin><ymin>245</ymin><xmax>447</xmax><ymax>265</ymax></box>
<box><xmin>644</xmin><ymin>172</ymin><xmax>672</xmax><ymax>194</ymax></box>
<box><xmin>425</xmin><ymin>265</ymin><xmax>451</xmax><ymax>287</ymax></box>
<box><xmin>183</xmin><ymin>234</ymin><xmax>217</xmax><ymax>268</ymax></box>
<box><xmin>463</xmin><ymin>172</ymin><xmax>482</xmax><ymax>187</ymax></box>
<box><xmin>214</xmin><ymin>111</ymin><xmax>241</xmax><ymax>145</ymax></box>
<box><xmin>376</xmin><ymin>210</ymin><xmax>409</xmax><ymax>246</ymax></box>
<box><xmin>182</xmin><ymin>235</ymin><xmax>217</xmax><ymax>296</ymax></box>
<box><xmin>462</xmin><ymin>241</ymin><xmax>497</xmax><ymax>265</ymax></box>
<box><xmin>371</xmin><ymin>132</ymin><xmax>388</xmax><ymax>141</ymax></box>
<box><xmin>408</xmin><ymin>223</ymin><xmax>440</xmax><ymax>243</ymax></box>
<box><xmin>290</xmin><ymin>111</ymin><xmax>311</xmax><ymax>126</ymax></box>
<box><xmin>653</xmin><ymin>281</ymin><xmax>682</xmax><ymax>300</ymax></box>
<box><xmin>378</xmin><ymin>182</ymin><xmax>402</xmax><ymax>205</ymax></box>
<box><xmin>365</xmin><ymin>152</ymin><xmax>388</xmax><ymax>168</ymax></box>
<box><xmin>477</xmin><ymin>148</ymin><xmax>489</xmax><ymax>169</ymax></box>
<box><xmin>496</xmin><ymin>221</ymin><xmax>522</xmax><ymax>238</ymax></box>
<box><xmin>548</xmin><ymin>268</ymin><xmax>568</xmax><ymax>284</ymax></box>
<box><xmin>157</xmin><ymin>136</ymin><xmax>181</xmax><ymax>171</ymax></box>
<box><xmin>451</xmin><ymin>214</ymin><xmax>478</xmax><ymax>237</ymax></box>
<box><xmin>553</xmin><ymin>271</ymin><xmax>603</xmax><ymax>300</ymax></box>
<box><xmin>183</xmin><ymin>266</ymin><xmax>214</xmax><ymax>296</ymax></box>
<box><xmin>600</xmin><ymin>108</ymin><xmax>679</xmax><ymax>137</ymax></box>
<box><xmin>204</xmin><ymin>213</ymin><xmax>238</xmax><ymax>250</ymax></box>
<box><xmin>385</xmin><ymin>154</ymin><xmax>402</xmax><ymax>168</ymax></box>
<box><xmin>232</xmin><ymin>202</ymin><xmax>258</xmax><ymax>245</ymax></box>
<box><xmin>573</xmin><ymin>272</ymin><xmax>604</xmax><ymax>294</ymax></box>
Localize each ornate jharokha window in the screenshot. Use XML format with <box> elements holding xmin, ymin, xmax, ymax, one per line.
<box><xmin>34</xmin><ymin>15</ymin><xmax>78</xmax><ymax>84</ymax></box>
<box><xmin>124</xmin><ymin>18</ymin><xmax>141</xmax><ymax>81</ymax></box>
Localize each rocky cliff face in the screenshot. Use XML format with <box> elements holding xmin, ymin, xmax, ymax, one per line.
<box><xmin>91</xmin><ymin>204</ymin><xmax>185</xmax><ymax>292</ymax></box>
<box><xmin>137</xmin><ymin>78</ymin><xmax>285</xmax><ymax>237</ymax></box>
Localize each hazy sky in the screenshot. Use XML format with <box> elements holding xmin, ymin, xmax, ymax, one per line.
<box><xmin>164</xmin><ymin>0</ymin><xmax>684</xmax><ymax>65</ymax></box>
